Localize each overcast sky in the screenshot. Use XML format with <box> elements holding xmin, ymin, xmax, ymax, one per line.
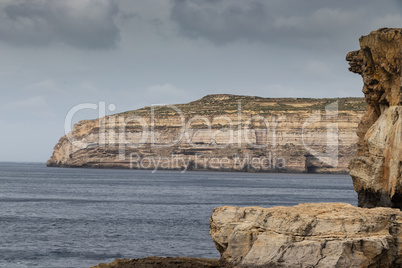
<box><xmin>0</xmin><ymin>0</ymin><xmax>401</xmax><ymax>162</ymax></box>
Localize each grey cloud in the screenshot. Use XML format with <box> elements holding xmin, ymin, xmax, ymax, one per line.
<box><xmin>170</xmin><ymin>0</ymin><xmax>271</xmax><ymax>44</ymax></box>
<box><xmin>170</xmin><ymin>0</ymin><xmax>402</xmax><ymax>47</ymax></box>
<box><xmin>0</xmin><ymin>0</ymin><xmax>120</xmax><ymax>49</ymax></box>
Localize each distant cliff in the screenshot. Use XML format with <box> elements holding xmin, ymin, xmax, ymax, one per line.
<box><xmin>48</xmin><ymin>95</ymin><xmax>365</xmax><ymax>173</ymax></box>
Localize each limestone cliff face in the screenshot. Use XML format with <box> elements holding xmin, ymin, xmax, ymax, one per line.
<box><xmin>48</xmin><ymin>95</ymin><xmax>364</xmax><ymax>173</ymax></box>
<box><xmin>347</xmin><ymin>28</ymin><xmax>402</xmax><ymax>208</ymax></box>
<box><xmin>210</xmin><ymin>203</ymin><xmax>402</xmax><ymax>268</ymax></box>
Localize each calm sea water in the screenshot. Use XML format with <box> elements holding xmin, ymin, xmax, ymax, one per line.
<box><xmin>0</xmin><ymin>162</ymin><xmax>357</xmax><ymax>268</ymax></box>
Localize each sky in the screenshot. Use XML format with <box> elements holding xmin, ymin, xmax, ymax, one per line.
<box><xmin>0</xmin><ymin>0</ymin><xmax>401</xmax><ymax>162</ymax></box>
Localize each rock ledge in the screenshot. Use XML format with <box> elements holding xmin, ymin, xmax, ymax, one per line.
<box><xmin>210</xmin><ymin>203</ymin><xmax>402</xmax><ymax>267</ymax></box>
<box><xmin>91</xmin><ymin>257</ymin><xmax>220</xmax><ymax>268</ymax></box>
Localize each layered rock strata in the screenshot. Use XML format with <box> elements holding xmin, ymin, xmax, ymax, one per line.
<box><xmin>48</xmin><ymin>95</ymin><xmax>364</xmax><ymax>173</ymax></box>
<box><xmin>210</xmin><ymin>203</ymin><xmax>402</xmax><ymax>268</ymax></box>
<box><xmin>347</xmin><ymin>28</ymin><xmax>402</xmax><ymax>208</ymax></box>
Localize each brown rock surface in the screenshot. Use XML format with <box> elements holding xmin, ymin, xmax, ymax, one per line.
<box><xmin>90</xmin><ymin>257</ymin><xmax>220</xmax><ymax>268</ymax></box>
<box><xmin>210</xmin><ymin>203</ymin><xmax>402</xmax><ymax>268</ymax></box>
<box><xmin>347</xmin><ymin>28</ymin><xmax>402</xmax><ymax>208</ymax></box>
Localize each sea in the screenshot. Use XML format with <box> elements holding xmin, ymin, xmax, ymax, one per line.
<box><xmin>0</xmin><ymin>162</ymin><xmax>357</xmax><ymax>268</ymax></box>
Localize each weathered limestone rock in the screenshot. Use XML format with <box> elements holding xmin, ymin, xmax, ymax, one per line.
<box><xmin>347</xmin><ymin>28</ymin><xmax>402</xmax><ymax>208</ymax></box>
<box><xmin>210</xmin><ymin>203</ymin><xmax>402</xmax><ymax>268</ymax></box>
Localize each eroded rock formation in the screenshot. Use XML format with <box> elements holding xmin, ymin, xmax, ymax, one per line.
<box><xmin>210</xmin><ymin>203</ymin><xmax>402</xmax><ymax>268</ymax></box>
<box><xmin>48</xmin><ymin>95</ymin><xmax>364</xmax><ymax>173</ymax></box>
<box><xmin>347</xmin><ymin>28</ymin><xmax>402</xmax><ymax>208</ymax></box>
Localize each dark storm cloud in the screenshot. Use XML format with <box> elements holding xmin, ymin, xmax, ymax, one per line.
<box><xmin>0</xmin><ymin>0</ymin><xmax>120</xmax><ymax>49</ymax></box>
<box><xmin>170</xmin><ymin>0</ymin><xmax>402</xmax><ymax>46</ymax></box>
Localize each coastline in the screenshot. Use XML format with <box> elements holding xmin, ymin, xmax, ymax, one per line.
<box><xmin>46</xmin><ymin>163</ymin><xmax>350</xmax><ymax>174</ymax></box>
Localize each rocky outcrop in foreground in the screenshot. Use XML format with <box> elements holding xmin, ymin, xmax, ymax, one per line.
<box><xmin>210</xmin><ymin>203</ymin><xmax>402</xmax><ymax>267</ymax></box>
<box><xmin>347</xmin><ymin>28</ymin><xmax>402</xmax><ymax>208</ymax></box>
<box><xmin>48</xmin><ymin>95</ymin><xmax>364</xmax><ymax>173</ymax></box>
